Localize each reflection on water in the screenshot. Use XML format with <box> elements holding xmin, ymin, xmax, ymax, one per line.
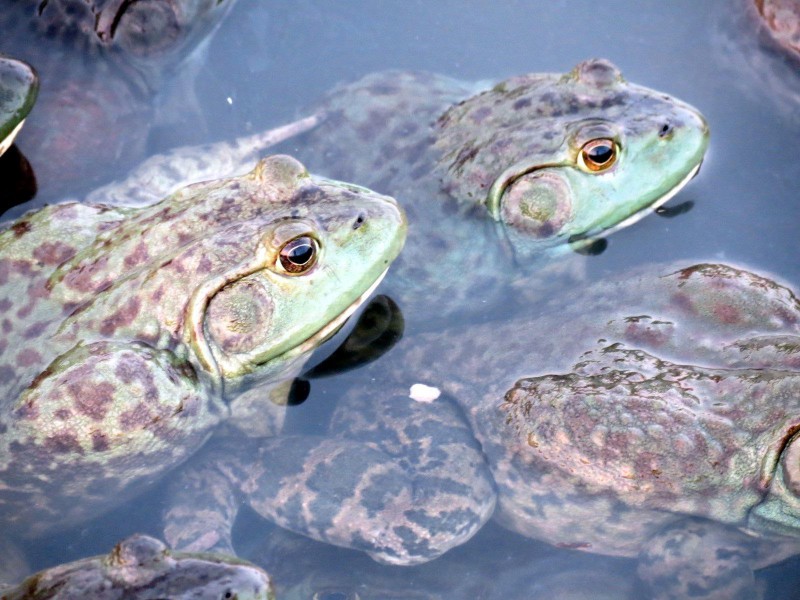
<box><xmin>2</xmin><ymin>0</ymin><xmax>800</xmax><ymax>598</ymax></box>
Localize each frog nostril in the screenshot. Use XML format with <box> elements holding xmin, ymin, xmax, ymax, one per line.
<box><xmin>353</xmin><ymin>213</ymin><xmax>366</xmax><ymax>229</ymax></box>
<box><xmin>658</xmin><ymin>122</ymin><xmax>673</xmax><ymax>138</ymax></box>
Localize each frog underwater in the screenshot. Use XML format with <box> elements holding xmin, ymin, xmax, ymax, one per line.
<box><xmin>163</xmin><ymin>262</ymin><xmax>800</xmax><ymax>599</ymax></box>
<box><xmin>87</xmin><ymin>59</ymin><xmax>709</xmax><ymax>329</ymax></box>
<box><xmin>0</xmin><ymin>0</ymin><xmax>237</xmax><ymax>196</ymax></box>
<box><xmin>0</xmin><ymin>153</ymin><xmax>406</xmax><ymax>577</ymax></box>
<box><xmin>244</xmin><ymin>521</ymin><xmax>637</xmax><ymax>600</ymax></box>
<box><xmin>0</xmin><ymin>534</ymin><xmax>274</xmax><ymax>600</ymax></box>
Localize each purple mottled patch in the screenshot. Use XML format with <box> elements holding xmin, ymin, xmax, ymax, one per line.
<box><xmin>99</xmin><ymin>296</ymin><xmax>141</xmax><ymax>337</ymax></box>
<box><xmin>32</xmin><ymin>241</ymin><xmax>77</xmax><ymax>266</ymax></box>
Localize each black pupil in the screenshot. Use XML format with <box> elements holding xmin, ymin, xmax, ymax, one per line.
<box><xmin>286</xmin><ymin>239</ymin><xmax>314</xmax><ymax>265</ymax></box>
<box><xmin>587</xmin><ymin>143</ymin><xmax>613</xmax><ymax>164</ymax></box>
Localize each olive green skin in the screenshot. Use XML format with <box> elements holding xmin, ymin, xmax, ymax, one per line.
<box><xmin>92</xmin><ymin>59</ymin><xmax>709</xmax><ymax>328</ymax></box>
<box><xmin>0</xmin><ymin>55</ymin><xmax>37</xmax><ymax>158</ymax></box>
<box><xmin>165</xmin><ymin>263</ymin><xmax>800</xmax><ymax>598</ymax></box>
<box><xmin>0</xmin><ymin>154</ymin><xmax>405</xmax><ymax>547</ymax></box>
<box><xmin>285</xmin><ymin>59</ymin><xmax>708</xmax><ymax>326</ymax></box>
<box><xmin>0</xmin><ymin>535</ymin><xmax>274</xmax><ymax>599</ymax></box>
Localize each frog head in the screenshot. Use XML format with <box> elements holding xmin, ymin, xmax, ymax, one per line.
<box><xmin>435</xmin><ymin>58</ymin><xmax>709</xmax><ymax>261</ymax></box>
<box><xmin>181</xmin><ymin>155</ymin><xmax>407</xmax><ymax>397</ymax></box>
<box><xmin>0</xmin><ymin>55</ymin><xmax>38</xmax><ymax>157</ymax></box>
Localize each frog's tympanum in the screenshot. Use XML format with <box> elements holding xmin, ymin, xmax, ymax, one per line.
<box><xmin>0</xmin><ymin>155</ymin><xmax>406</xmax><ymax>572</ymax></box>
<box><xmin>0</xmin><ymin>534</ymin><xmax>274</xmax><ymax>599</ymax></box>
<box><xmin>89</xmin><ymin>59</ymin><xmax>709</xmax><ymax>327</ymax></box>
<box><xmin>0</xmin><ymin>55</ymin><xmax>37</xmax><ymax>158</ymax></box>
<box><xmin>165</xmin><ymin>263</ymin><xmax>800</xmax><ymax>599</ymax></box>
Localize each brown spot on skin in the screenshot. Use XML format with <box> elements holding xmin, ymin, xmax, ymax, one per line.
<box><xmin>513</xmin><ymin>97</ymin><xmax>532</xmax><ymax>110</ymax></box>
<box><xmin>27</xmin><ymin>279</ymin><xmax>50</xmax><ymax>301</ymax></box>
<box><xmin>120</xmin><ymin>402</ymin><xmax>153</xmax><ymax>431</ymax></box>
<box><xmin>15</xmin><ymin>304</ymin><xmax>32</xmax><ymax>319</ymax></box>
<box><xmin>713</xmin><ymin>303</ymin><xmax>740</xmax><ymax>324</ymax></box>
<box><xmin>14</xmin><ymin>398</ymin><xmax>39</xmax><ymax>420</ymax></box>
<box><xmin>99</xmin><ymin>297</ymin><xmax>141</xmax><ymax>337</ymax></box>
<box><xmin>69</xmin><ymin>380</ymin><xmax>115</xmax><ymax>421</ymax></box>
<box><xmin>22</xmin><ymin>321</ymin><xmax>50</xmax><ymax>340</ymax></box>
<box><xmin>11</xmin><ymin>221</ymin><xmax>31</xmax><ymax>237</ymax></box>
<box><xmin>27</xmin><ymin>365</ymin><xmax>53</xmax><ymax>390</ymax></box>
<box><xmin>63</xmin><ymin>256</ymin><xmax>111</xmax><ymax>293</ymax></box>
<box><xmin>91</xmin><ymin>431</ymin><xmax>110</xmax><ymax>452</ymax></box>
<box><xmin>32</xmin><ymin>241</ymin><xmax>77</xmax><ymax>265</ymax></box>
<box><xmin>16</xmin><ymin>348</ymin><xmax>42</xmax><ymax>368</ymax></box>
<box><xmin>123</xmin><ymin>241</ymin><xmax>150</xmax><ymax>269</ymax></box>
<box><xmin>45</xmin><ymin>432</ymin><xmax>83</xmax><ymax>454</ymax></box>
<box><xmin>54</xmin><ymin>408</ymin><xmax>72</xmax><ymax>421</ymax></box>
<box><xmin>196</xmin><ymin>255</ymin><xmax>213</xmax><ymax>274</ymax></box>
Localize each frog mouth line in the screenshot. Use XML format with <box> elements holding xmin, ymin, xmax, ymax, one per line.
<box><xmin>582</xmin><ymin>160</ymin><xmax>702</xmax><ymax>243</ymax></box>
<box><xmin>290</xmin><ymin>267</ymin><xmax>390</xmax><ymax>358</ymax></box>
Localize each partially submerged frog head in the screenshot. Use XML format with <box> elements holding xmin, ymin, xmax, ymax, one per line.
<box><xmin>34</xmin><ymin>0</ymin><xmax>237</xmax><ymax>61</ymax></box>
<box><xmin>435</xmin><ymin>58</ymin><xmax>709</xmax><ymax>260</ymax></box>
<box><xmin>182</xmin><ymin>155</ymin><xmax>407</xmax><ymax>396</ymax></box>
<box><xmin>0</xmin><ymin>55</ymin><xmax>38</xmax><ymax>158</ymax></box>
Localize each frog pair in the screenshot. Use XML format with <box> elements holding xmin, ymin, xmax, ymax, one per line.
<box><xmin>13</xmin><ymin>57</ymin><xmax>791</xmax><ymax>600</ymax></box>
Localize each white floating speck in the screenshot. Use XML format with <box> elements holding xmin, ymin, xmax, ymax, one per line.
<box><xmin>409</xmin><ymin>383</ymin><xmax>440</xmax><ymax>403</ymax></box>
<box><xmin>226</xmin><ymin>97</ymin><xmax>233</xmax><ymax>105</ymax></box>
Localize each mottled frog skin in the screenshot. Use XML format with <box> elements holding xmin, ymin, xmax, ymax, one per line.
<box><xmin>0</xmin><ymin>55</ymin><xmax>37</xmax><ymax>158</ymax></box>
<box><xmin>0</xmin><ymin>0</ymin><xmax>236</xmax><ymax>195</ymax></box>
<box><xmin>165</xmin><ymin>263</ymin><xmax>800</xmax><ymax>599</ymax></box>
<box><xmin>90</xmin><ymin>59</ymin><xmax>709</xmax><ymax>328</ymax></box>
<box><xmin>0</xmin><ymin>534</ymin><xmax>273</xmax><ymax>599</ymax></box>
<box><xmin>245</xmin><ymin>523</ymin><xmax>637</xmax><ymax>600</ymax></box>
<box><xmin>287</xmin><ymin>59</ymin><xmax>708</xmax><ymax>325</ymax></box>
<box><xmin>0</xmin><ymin>155</ymin><xmax>405</xmax><ymax>556</ymax></box>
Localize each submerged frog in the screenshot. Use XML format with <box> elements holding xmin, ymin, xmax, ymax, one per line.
<box><xmin>91</xmin><ymin>59</ymin><xmax>709</xmax><ymax>328</ymax></box>
<box><xmin>0</xmin><ymin>534</ymin><xmax>273</xmax><ymax>599</ymax></box>
<box><xmin>0</xmin><ymin>55</ymin><xmax>37</xmax><ymax>158</ymax></box>
<box><xmin>0</xmin><ymin>154</ymin><xmax>406</xmax><ymax>573</ymax></box>
<box><xmin>0</xmin><ymin>0</ymin><xmax>236</xmax><ymax>196</ymax></box>
<box><xmin>246</xmin><ymin>522</ymin><xmax>637</xmax><ymax>600</ymax></box>
<box><xmin>164</xmin><ymin>263</ymin><xmax>800</xmax><ymax>599</ymax></box>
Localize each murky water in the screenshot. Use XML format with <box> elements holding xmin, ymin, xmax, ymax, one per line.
<box><xmin>3</xmin><ymin>0</ymin><xmax>800</xmax><ymax>597</ymax></box>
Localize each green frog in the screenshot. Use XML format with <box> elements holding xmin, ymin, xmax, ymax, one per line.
<box><xmin>164</xmin><ymin>262</ymin><xmax>800</xmax><ymax>599</ymax></box>
<box><xmin>91</xmin><ymin>59</ymin><xmax>709</xmax><ymax>328</ymax></box>
<box><xmin>0</xmin><ymin>534</ymin><xmax>274</xmax><ymax>599</ymax></box>
<box><xmin>0</xmin><ymin>55</ymin><xmax>37</xmax><ymax>158</ymax></box>
<box><xmin>0</xmin><ymin>154</ymin><xmax>406</xmax><ymax>576</ymax></box>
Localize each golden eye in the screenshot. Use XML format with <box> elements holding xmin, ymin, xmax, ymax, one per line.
<box><xmin>278</xmin><ymin>235</ymin><xmax>318</xmax><ymax>274</ymax></box>
<box><xmin>578</xmin><ymin>138</ymin><xmax>617</xmax><ymax>172</ymax></box>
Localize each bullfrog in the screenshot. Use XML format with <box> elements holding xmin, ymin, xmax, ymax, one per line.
<box><xmin>0</xmin><ymin>534</ymin><xmax>274</xmax><ymax>599</ymax></box>
<box><xmin>163</xmin><ymin>262</ymin><xmax>800</xmax><ymax>599</ymax></box>
<box><xmin>0</xmin><ymin>55</ymin><xmax>37</xmax><ymax>158</ymax></box>
<box><xmin>244</xmin><ymin>522</ymin><xmax>637</xmax><ymax>600</ymax></box>
<box><xmin>0</xmin><ymin>0</ymin><xmax>236</xmax><ymax>196</ymax></box>
<box><xmin>0</xmin><ymin>154</ymin><xmax>406</xmax><ymax>575</ymax></box>
<box><xmin>89</xmin><ymin>59</ymin><xmax>708</xmax><ymax>328</ymax></box>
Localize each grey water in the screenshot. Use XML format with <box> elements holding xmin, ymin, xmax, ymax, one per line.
<box><xmin>3</xmin><ymin>0</ymin><xmax>800</xmax><ymax>598</ymax></box>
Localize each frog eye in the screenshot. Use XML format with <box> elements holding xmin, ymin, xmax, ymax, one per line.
<box><xmin>278</xmin><ymin>236</ymin><xmax>319</xmax><ymax>274</ymax></box>
<box><xmin>577</xmin><ymin>138</ymin><xmax>618</xmax><ymax>173</ymax></box>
